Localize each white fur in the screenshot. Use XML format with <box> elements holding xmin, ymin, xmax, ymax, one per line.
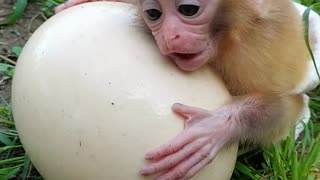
<box><xmin>290</xmin><ymin>3</ymin><xmax>320</xmax><ymax>138</ymax></box>
<box><xmin>295</xmin><ymin>94</ymin><xmax>311</xmax><ymax>139</ymax></box>
<box><xmin>291</xmin><ymin>3</ymin><xmax>320</xmax><ymax>94</ymax></box>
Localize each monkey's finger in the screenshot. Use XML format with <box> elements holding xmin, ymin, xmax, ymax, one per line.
<box><xmin>144</xmin><ymin>128</ymin><xmax>205</xmax><ymax>160</ymax></box>
<box><xmin>154</xmin><ymin>144</ymin><xmax>213</xmax><ymax>180</ymax></box>
<box><xmin>172</xmin><ymin>103</ymin><xmax>209</xmax><ymax>120</ymax></box>
<box><xmin>140</xmin><ymin>137</ymin><xmax>208</xmax><ymax>175</ymax></box>
<box><xmin>55</xmin><ymin>0</ymin><xmax>88</xmax><ymax>13</ymax></box>
<box><xmin>180</xmin><ymin>144</ymin><xmax>222</xmax><ymax>180</ymax></box>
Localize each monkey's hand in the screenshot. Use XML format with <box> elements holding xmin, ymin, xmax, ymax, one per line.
<box><xmin>54</xmin><ymin>0</ymin><xmax>99</xmax><ymax>13</ymax></box>
<box><xmin>140</xmin><ymin>103</ymin><xmax>240</xmax><ymax>180</ymax></box>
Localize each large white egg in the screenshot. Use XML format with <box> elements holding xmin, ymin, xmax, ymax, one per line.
<box><xmin>12</xmin><ymin>2</ymin><xmax>238</xmax><ymax>180</ymax></box>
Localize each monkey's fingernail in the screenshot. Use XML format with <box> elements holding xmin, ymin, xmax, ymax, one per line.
<box><xmin>140</xmin><ymin>167</ymin><xmax>152</xmax><ymax>175</ymax></box>
<box><xmin>145</xmin><ymin>153</ymin><xmax>154</xmax><ymax>160</ymax></box>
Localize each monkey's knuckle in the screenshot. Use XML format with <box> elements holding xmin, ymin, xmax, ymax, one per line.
<box><xmin>200</xmin><ymin>158</ymin><xmax>211</xmax><ymax>167</ymax></box>
<box><xmin>196</xmin><ymin>138</ymin><xmax>207</xmax><ymax>146</ymax></box>
<box><xmin>200</xmin><ymin>151</ymin><xmax>210</xmax><ymax>159</ymax></box>
<box><xmin>209</xmin><ymin>138</ymin><xmax>216</xmax><ymax>145</ymax></box>
<box><xmin>167</xmin><ymin>144</ymin><xmax>178</xmax><ymax>153</ymax></box>
<box><xmin>160</xmin><ymin>174</ymin><xmax>173</xmax><ymax>180</ymax></box>
<box><xmin>167</xmin><ymin>159</ymin><xmax>177</xmax><ymax>167</ymax></box>
<box><xmin>189</xmin><ymin>128</ymin><xmax>202</xmax><ymax>137</ymax></box>
<box><xmin>149</xmin><ymin>166</ymin><xmax>158</xmax><ymax>172</ymax></box>
<box><xmin>185</xmin><ymin>171</ymin><xmax>196</xmax><ymax>179</ymax></box>
<box><xmin>175</xmin><ymin>167</ymin><xmax>187</xmax><ymax>178</ymax></box>
<box><xmin>153</xmin><ymin>151</ymin><xmax>162</xmax><ymax>158</ymax></box>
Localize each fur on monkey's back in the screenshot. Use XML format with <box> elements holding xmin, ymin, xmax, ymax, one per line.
<box><xmin>211</xmin><ymin>0</ymin><xmax>310</xmax><ymax>96</ymax></box>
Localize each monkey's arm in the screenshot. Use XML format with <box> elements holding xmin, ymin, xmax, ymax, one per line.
<box><xmin>229</xmin><ymin>94</ymin><xmax>306</xmax><ymax>144</ymax></box>
<box><xmin>140</xmin><ymin>94</ymin><xmax>306</xmax><ymax>180</ymax></box>
<box><xmin>55</xmin><ymin>0</ymin><xmax>136</xmax><ymax>13</ymax></box>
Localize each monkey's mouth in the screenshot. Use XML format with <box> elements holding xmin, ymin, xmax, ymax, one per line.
<box><xmin>169</xmin><ymin>51</ymin><xmax>207</xmax><ymax>71</ymax></box>
<box><xmin>171</xmin><ymin>53</ymin><xmax>200</xmax><ymax>60</ymax></box>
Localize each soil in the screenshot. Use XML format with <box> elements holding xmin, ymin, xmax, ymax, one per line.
<box><xmin>0</xmin><ymin>0</ymin><xmax>46</xmax><ymax>106</ymax></box>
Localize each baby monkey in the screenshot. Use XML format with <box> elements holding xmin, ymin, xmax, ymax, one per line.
<box><xmin>56</xmin><ymin>0</ymin><xmax>320</xmax><ymax>179</ymax></box>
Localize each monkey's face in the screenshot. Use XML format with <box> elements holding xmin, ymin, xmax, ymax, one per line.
<box><xmin>140</xmin><ymin>0</ymin><xmax>221</xmax><ymax>71</ymax></box>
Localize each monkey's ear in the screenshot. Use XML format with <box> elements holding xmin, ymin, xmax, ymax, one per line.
<box><xmin>251</xmin><ymin>0</ymin><xmax>271</xmax><ymax>16</ymax></box>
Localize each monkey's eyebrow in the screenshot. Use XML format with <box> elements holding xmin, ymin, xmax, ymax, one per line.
<box><xmin>139</xmin><ymin>0</ymin><xmax>159</xmax><ymax>3</ymax></box>
<box><xmin>139</xmin><ymin>0</ymin><xmax>145</xmax><ymax>5</ymax></box>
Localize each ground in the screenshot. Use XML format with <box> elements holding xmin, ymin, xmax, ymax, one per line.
<box><xmin>0</xmin><ymin>0</ymin><xmax>45</xmax><ymax>178</ymax></box>
<box><xmin>1</xmin><ymin>0</ymin><xmax>46</xmax><ymax>108</ymax></box>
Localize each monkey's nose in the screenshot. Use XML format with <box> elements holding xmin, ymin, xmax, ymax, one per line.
<box><xmin>164</xmin><ymin>34</ymin><xmax>182</xmax><ymax>52</ymax></box>
<box><xmin>169</xmin><ymin>34</ymin><xmax>180</xmax><ymax>41</ymax></box>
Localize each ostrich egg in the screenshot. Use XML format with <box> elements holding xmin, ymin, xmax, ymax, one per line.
<box><xmin>12</xmin><ymin>2</ymin><xmax>238</xmax><ymax>180</ymax></box>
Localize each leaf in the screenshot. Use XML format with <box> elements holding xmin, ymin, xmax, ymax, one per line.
<box><xmin>234</xmin><ymin>161</ymin><xmax>259</xmax><ymax>179</ymax></box>
<box><xmin>0</xmin><ymin>156</ymin><xmax>24</xmax><ymax>166</ymax></box>
<box><xmin>291</xmin><ymin>149</ymin><xmax>299</xmax><ymax>180</ymax></box>
<box><xmin>11</xmin><ymin>46</ymin><xmax>23</xmax><ymax>57</ymax></box>
<box><xmin>0</xmin><ymin>0</ymin><xmax>28</xmax><ymax>26</ymax></box>
<box><xmin>21</xmin><ymin>155</ymin><xmax>31</xmax><ymax>180</ymax></box>
<box><xmin>0</xmin><ymin>107</ymin><xmax>11</xmax><ymax>119</ymax></box>
<box><xmin>0</xmin><ymin>63</ymin><xmax>15</xmax><ymax>79</ymax></box>
<box><xmin>0</xmin><ymin>133</ymin><xmax>14</xmax><ymax>146</ymax></box>
<box><xmin>0</xmin><ymin>63</ymin><xmax>14</xmax><ymax>71</ymax></box>
<box><xmin>0</xmin><ymin>166</ymin><xmax>22</xmax><ymax>180</ymax></box>
<box><xmin>0</xmin><ymin>64</ymin><xmax>10</xmax><ymax>72</ymax></box>
<box><xmin>302</xmin><ymin>3</ymin><xmax>320</xmax><ymax>80</ymax></box>
<box><xmin>0</xmin><ymin>145</ymin><xmax>23</xmax><ymax>155</ymax></box>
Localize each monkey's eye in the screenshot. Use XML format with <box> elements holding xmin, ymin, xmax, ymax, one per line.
<box><xmin>142</xmin><ymin>0</ymin><xmax>162</xmax><ymax>22</ymax></box>
<box><xmin>178</xmin><ymin>4</ymin><xmax>200</xmax><ymax>17</ymax></box>
<box><xmin>145</xmin><ymin>9</ymin><xmax>162</xmax><ymax>21</ymax></box>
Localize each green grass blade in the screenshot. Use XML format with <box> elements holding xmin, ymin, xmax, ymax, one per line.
<box><xmin>301</xmin><ymin>138</ymin><xmax>320</xmax><ymax>177</ymax></box>
<box><xmin>21</xmin><ymin>155</ymin><xmax>31</xmax><ymax>180</ymax></box>
<box><xmin>0</xmin><ymin>131</ymin><xmax>18</xmax><ymax>138</ymax></box>
<box><xmin>272</xmin><ymin>145</ymin><xmax>287</xmax><ymax>179</ymax></box>
<box><xmin>0</xmin><ymin>0</ymin><xmax>28</xmax><ymax>26</ymax></box>
<box><xmin>0</xmin><ymin>166</ymin><xmax>22</xmax><ymax>180</ymax></box>
<box><xmin>309</xmin><ymin>100</ymin><xmax>320</xmax><ymax>110</ymax></box>
<box><xmin>0</xmin><ymin>133</ymin><xmax>14</xmax><ymax>146</ymax></box>
<box><xmin>234</xmin><ymin>161</ymin><xmax>259</xmax><ymax>179</ymax></box>
<box><xmin>302</xmin><ymin>3</ymin><xmax>320</xmax><ymax>80</ymax></box>
<box><xmin>0</xmin><ymin>145</ymin><xmax>23</xmax><ymax>155</ymax></box>
<box><xmin>0</xmin><ymin>120</ymin><xmax>15</xmax><ymax>127</ymax></box>
<box><xmin>11</xmin><ymin>46</ymin><xmax>23</xmax><ymax>57</ymax></box>
<box><xmin>0</xmin><ymin>100</ymin><xmax>14</xmax><ymax>122</ymax></box>
<box><xmin>0</xmin><ymin>156</ymin><xmax>24</xmax><ymax>166</ymax></box>
<box><xmin>283</xmin><ymin>136</ymin><xmax>293</xmax><ymax>160</ymax></box>
<box><xmin>0</xmin><ymin>63</ymin><xmax>14</xmax><ymax>73</ymax></box>
<box><xmin>291</xmin><ymin>149</ymin><xmax>299</xmax><ymax>180</ymax></box>
<box><xmin>0</xmin><ymin>98</ymin><xmax>10</xmax><ymax>112</ymax></box>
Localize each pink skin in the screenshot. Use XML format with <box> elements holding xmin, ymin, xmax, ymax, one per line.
<box><xmin>140</xmin><ymin>95</ymin><xmax>283</xmax><ymax>180</ymax></box>
<box><xmin>54</xmin><ymin>0</ymin><xmax>96</xmax><ymax>13</ymax></box>
<box><xmin>140</xmin><ymin>103</ymin><xmax>240</xmax><ymax>180</ymax></box>
<box><xmin>54</xmin><ymin>0</ymin><xmax>127</xmax><ymax>13</ymax></box>
<box><xmin>142</xmin><ymin>0</ymin><xmax>219</xmax><ymax>71</ymax></box>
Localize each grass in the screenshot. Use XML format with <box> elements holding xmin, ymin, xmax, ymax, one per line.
<box><xmin>233</xmin><ymin>123</ymin><xmax>320</xmax><ymax>179</ymax></box>
<box><xmin>0</xmin><ymin>0</ymin><xmax>320</xmax><ymax>179</ymax></box>
<box><xmin>0</xmin><ymin>98</ymin><xmax>33</xmax><ymax>179</ymax></box>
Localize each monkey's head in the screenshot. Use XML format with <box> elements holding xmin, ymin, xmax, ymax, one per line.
<box><xmin>138</xmin><ymin>0</ymin><xmax>273</xmax><ymax>71</ymax></box>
